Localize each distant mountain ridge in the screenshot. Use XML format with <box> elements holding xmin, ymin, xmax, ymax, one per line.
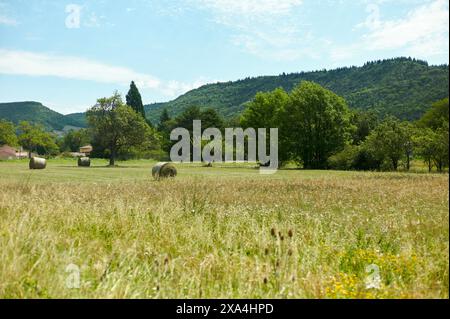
<box><xmin>145</xmin><ymin>57</ymin><xmax>449</xmax><ymax>123</ymax></box>
<box><xmin>0</xmin><ymin>58</ymin><xmax>448</xmax><ymax>132</ymax></box>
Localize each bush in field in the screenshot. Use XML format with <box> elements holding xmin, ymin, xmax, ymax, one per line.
<box><xmin>328</xmin><ymin>145</ymin><xmax>360</xmax><ymax>170</ymax></box>
<box><xmin>328</xmin><ymin>144</ymin><xmax>383</xmax><ymax>171</ymax></box>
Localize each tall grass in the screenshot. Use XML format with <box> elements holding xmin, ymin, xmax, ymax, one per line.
<box><xmin>0</xmin><ymin>160</ymin><xmax>448</xmax><ymax>298</ymax></box>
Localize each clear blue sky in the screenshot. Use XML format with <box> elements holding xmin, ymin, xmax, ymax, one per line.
<box><xmin>0</xmin><ymin>0</ymin><xmax>448</xmax><ymax>114</ymax></box>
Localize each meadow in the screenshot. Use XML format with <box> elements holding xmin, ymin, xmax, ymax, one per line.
<box><xmin>0</xmin><ymin>159</ymin><xmax>448</xmax><ymax>298</ymax></box>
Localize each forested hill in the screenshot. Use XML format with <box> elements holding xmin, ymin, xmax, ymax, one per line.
<box><xmin>0</xmin><ymin>102</ymin><xmax>86</xmax><ymax>131</ymax></box>
<box><xmin>1</xmin><ymin>58</ymin><xmax>448</xmax><ymax>131</ymax></box>
<box><xmin>145</xmin><ymin>57</ymin><xmax>449</xmax><ymax>123</ymax></box>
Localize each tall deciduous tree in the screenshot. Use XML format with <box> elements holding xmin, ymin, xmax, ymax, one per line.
<box><xmin>283</xmin><ymin>81</ymin><xmax>353</xmax><ymax>169</ymax></box>
<box><xmin>240</xmin><ymin>88</ymin><xmax>290</xmax><ymax>163</ymax></box>
<box><xmin>87</xmin><ymin>92</ymin><xmax>155</xmax><ymax>166</ymax></box>
<box><xmin>431</xmin><ymin>126</ymin><xmax>449</xmax><ymax>172</ymax></box>
<box><xmin>17</xmin><ymin>121</ymin><xmax>58</xmax><ymax>157</ymax></box>
<box><xmin>414</xmin><ymin>128</ymin><xmax>438</xmax><ymax>172</ymax></box>
<box><xmin>364</xmin><ymin>117</ymin><xmax>412</xmax><ymax>171</ymax></box>
<box><xmin>126</xmin><ymin>81</ymin><xmax>146</xmax><ymax>119</ymax></box>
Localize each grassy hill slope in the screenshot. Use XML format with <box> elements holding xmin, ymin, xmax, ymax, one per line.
<box><xmin>0</xmin><ymin>102</ymin><xmax>86</xmax><ymax>131</ymax></box>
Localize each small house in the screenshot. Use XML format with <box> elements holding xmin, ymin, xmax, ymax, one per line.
<box><xmin>0</xmin><ymin>145</ymin><xmax>17</xmax><ymax>160</ymax></box>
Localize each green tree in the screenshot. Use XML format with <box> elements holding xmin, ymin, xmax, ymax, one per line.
<box><xmin>17</xmin><ymin>121</ymin><xmax>59</xmax><ymax>158</ymax></box>
<box><xmin>400</xmin><ymin>121</ymin><xmax>415</xmax><ymax>171</ymax></box>
<box><xmin>417</xmin><ymin>98</ymin><xmax>449</xmax><ymax>130</ymax></box>
<box><xmin>0</xmin><ymin>119</ymin><xmax>18</xmax><ymax>146</ymax></box>
<box><xmin>241</xmin><ymin>88</ymin><xmax>290</xmax><ymax>163</ymax></box>
<box><xmin>157</xmin><ymin>109</ymin><xmax>176</xmax><ymax>154</ymax></box>
<box><xmin>200</xmin><ymin>108</ymin><xmax>224</xmax><ymax>131</ymax></box>
<box><xmin>87</xmin><ymin>92</ymin><xmax>156</xmax><ymax>166</ymax></box>
<box><xmin>174</xmin><ymin>106</ymin><xmax>202</xmax><ymax>132</ymax></box>
<box><xmin>58</xmin><ymin>129</ymin><xmax>91</xmax><ymax>152</ymax></box>
<box><xmin>414</xmin><ymin>128</ymin><xmax>438</xmax><ymax>172</ymax></box>
<box><xmin>126</xmin><ymin>81</ymin><xmax>146</xmax><ymax>119</ymax></box>
<box><xmin>283</xmin><ymin>81</ymin><xmax>353</xmax><ymax>169</ymax></box>
<box><xmin>350</xmin><ymin>110</ymin><xmax>379</xmax><ymax>145</ymax></box>
<box><xmin>431</xmin><ymin>126</ymin><xmax>449</xmax><ymax>172</ymax></box>
<box><xmin>241</xmin><ymin>88</ymin><xmax>288</xmax><ymax>129</ymax></box>
<box><xmin>364</xmin><ymin>117</ymin><xmax>411</xmax><ymax>171</ymax></box>
<box><xmin>158</xmin><ymin>109</ymin><xmax>171</xmax><ymax>130</ymax></box>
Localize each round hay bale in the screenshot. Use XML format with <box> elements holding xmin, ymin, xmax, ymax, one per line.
<box><xmin>152</xmin><ymin>162</ymin><xmax>177</xmax><ymax>180</ymax></box>
<box><xmin>78</xmin><ymin>157</ymin><xmax>91</xmax><ymax>167</ymax></box>
<box><xmin>29</xmin><ymin>157</ymin><xmax>46</xmax><ymax>170</ymax></box>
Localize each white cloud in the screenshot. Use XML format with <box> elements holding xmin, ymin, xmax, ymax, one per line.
<box><xmin>330</xmin><ymin>0</ymin><xmax>449</xmax><ymax>63</ymax></box>
<box><xmin>160</xmin><ymin>78</ymin><xmax>211</xmax><ymax>97</ymax></box>
<box><xmin>365</xmin><ymin>0</ymin><xmax>449</xmax><ymax>54</ymax></box>
<box><xmin>195</xmin><ymin>0</ymin><xmax>303</xmax><ymax>19</ymax></box>
<box><xmin>0</xmin><ymin>49</ymin><xmax>207</xmax><ymax>98</ymax></box>
<box><xmin>191</xmin><ymin>0</ymin><xmax>311</xmax><ymax>61</ymax></box>
<box><xmin>0</xmin><ymin>14</ymin><xmax>17</xmax><ymax>26</ymax></box>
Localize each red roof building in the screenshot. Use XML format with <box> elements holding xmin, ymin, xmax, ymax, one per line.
<box><xmin>0</xmin><ymin>145</ymin><xmax>17</xmax><ymax>160</ymax></box>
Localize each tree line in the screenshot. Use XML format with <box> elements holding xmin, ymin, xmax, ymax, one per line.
<box><xmin>240</xmin><ymin>82</ymin><xmax>448</xmax><ymax>172</ymax></box>
<box><xmin>1</xmin><ymin>80</ymin><xmax>448</xmax><ymax>172</ymax></box>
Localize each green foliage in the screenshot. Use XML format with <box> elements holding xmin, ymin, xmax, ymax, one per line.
<box><xmin>157</xmin><ymin>109</ymin><xmax>175</xmax><ymax>154</ymax></box>
<box><xmin>64</xmin><ymin>112</ymin><xmax>87</xmax><ymax>128</ymax></box>
<box><xmin>171</xmin><ymin>106</ymin><xmax>224</xmax><ymax>132</ymax></box>
<box><xmin>284</xmin><ymin>81</ymin><xmax>353</xmax><ymax>169</ymax></box>
<box><xmin>350</xmin><ymin>110</ymin><xmax>379</xmax><ymax>145</ymax></box>
<box><xmin>413</xmin><ymin>99</ymin><xmax>449</xmax><ymax>172</ymax></box>
<box><xmin>240</xmin><ymin>82</ymin><xmax>353</xmax><ymax>168</ymax></box>
<box><xmin>414</xmin><ymin>128</ymin><xmax>439</xmax><ymax>172</ymax></box>
<box><xmin>431</xmin><ymin>126</ymin><xmax>449</xmax><ymax>172</ymax></box>
<box><xmin>241</xmin><ymin>88</ymin><xmax>290</xmax><ymax>162</ymax></box>
<box><xmin>126</xmin><ymin>81</ymin><xmax>146</xmax><ymax>119</ymax></box>
<box><xmin>200</xmin><ymin>108</ymin><xmax>225</xmax><ymax>131</ymax></box>
<box><xmin>161</xmin><ymin>106</ymin><xmax>226</xmax><ymax>159</ymax></box>
<box><xmin>86</xmin><ymin>92</ymin><xmax>158</xmax><ymax>166</ymax></box>
<box><xmin>0</xmin><ymin>102</ymin><xmax>85</xmax><ymax>130</ymax></box>
<box><xmin>146</xmin><ymin>58</ymin><xmax>449</xmax><ymax>123</ymax></box>
<box><xmin>57</xmin><ymin>129</ymin><xmax>91</xmax><ymax>152</ymax></box>
<box><xmin>328</xmin><ymin>144</ymin><xmax>383</xmax><ymax>171</ymax></box>
<box><xmin>158</xmin><ymin>109</ymin><xmax>171</xmax><ymax>129</ymax></box>
<box><xmin>17</xmin><ymin>121</ymin><xmax>59</xmax><ymax>157</ymax></box>
<box><xmin>241</xmin><ymin>88</ymin><xmax>289</xmax><ymax>129</ymax></box>
<box><xmin>328</xmin><ymin>145</ymin><xmax>360</xmax><ymax>170</ymax></box>
<box><xmin>363</xmin><ymin>117</ymin><xmax>413</xmax><ymax>171</ymax></box>
<box><xmin>417</xmin><ymin>98</ymin><xmax>449</xmax><ymax>130</ymax></box>
<box><xmin>0</xmin><ymin>120</ymin><xmax>18</xmax><ymax>146</ymax></box>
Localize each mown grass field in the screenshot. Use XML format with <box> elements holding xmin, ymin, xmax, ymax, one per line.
<box><xmin>0</xmin><ymin>159</ymin><xmax>448</xmax><ymax>298</ymax></box>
